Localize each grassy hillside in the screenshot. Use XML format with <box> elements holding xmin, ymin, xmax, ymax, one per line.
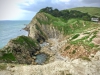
<box><xmin>69</xmin><ymin>7</ymin><xmax>100</xmax><ymax>17</ymax></box>
<box><xmin>40</xmin><ymin>13</ymin><xmax>99</xmax><ymax>35</ymax></box>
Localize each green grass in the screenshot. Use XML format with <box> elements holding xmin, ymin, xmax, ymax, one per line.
<box><xmin>71</xmin><ymin>34</ymin><xmax>80</xmax><ymax>40</ymax></box>
<box><xmin>70</xmin><ymin>35</ymin><xmax>89</xmax><ymax>44</ymax></box>
<box><xmin>13</xmin><ymin>36</ymin><xmax>38</xmax><ymax>48</ymax></box>
<box><xmin>0</xmin><ymin>53</ymin><xmax>16</xmax><ymax>62</ymax></box>
<box><xmin>70</xmin><ymin>34</ymin><xmax>97</xmax><ymax>49</ymax></box>
<box><xmin>37</xmin><ymin>13</ymin><xmax>99</xmax><ymax>35</ymax></box>
<box><xmin>89</xmin><ymin>35</ymin><xmax>96</xmax><ymax>42</ymax></box>
<box><xmin>69</xmin><ymin>7</ymin><xmax>100</xmax><ymax>17</ymax></box>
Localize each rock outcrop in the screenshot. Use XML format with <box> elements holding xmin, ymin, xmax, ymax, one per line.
<box><xmin>1</xmin><ymin>36</ymin><xmax>40</xmax><ymax>64</ymax></box>
<box><xmin>25</xmin><ymin>13</ymin><xmax>64</xmax><ymax>41</ymax></box>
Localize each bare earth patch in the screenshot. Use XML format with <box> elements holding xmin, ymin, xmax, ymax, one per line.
<box><xmin>93</xmin><ymin>38</ymin><xmax>100</xmax><ymax>45</ymax></box>
<box><xmin>93</xmin><ymin>31</ymin><xmax>100</xmax><ymax>45</ymax></box>
<box><xmin>60</xmin><ymin>44</ymin><xmax>96</xmax><ymax>59</ymax></box>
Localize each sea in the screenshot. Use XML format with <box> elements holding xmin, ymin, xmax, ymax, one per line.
<box><xmin>0</xmin><ymin>20</ymin><xmax>30</xmax><ymax>49</ymax></box>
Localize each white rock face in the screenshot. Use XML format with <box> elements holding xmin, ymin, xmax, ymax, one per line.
<box><xmin>0</xmin><ymin>51</ymin><xmax>100</xmax><ymax>75</ymax></box>
<box><xmin>29</xmin><ymin>24</ymin><xmax>37</xmax><ymax>39</ymax></box>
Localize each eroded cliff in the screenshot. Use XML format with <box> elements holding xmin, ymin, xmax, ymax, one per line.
<box><xmin>0</xmin><ymin>36</ymin><xmax>40</xmax><ymax>64</ymax></box>
<box><xmin>26</xmin><ymin>13</ymin><xmax>64</xmax><ymax>41</ymax></box>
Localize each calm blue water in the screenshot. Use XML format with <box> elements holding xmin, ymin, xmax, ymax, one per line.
<box><xmin>0</xmin><ymin>20</ymin><xmax>30</xmax><ymax>49</ymax></box>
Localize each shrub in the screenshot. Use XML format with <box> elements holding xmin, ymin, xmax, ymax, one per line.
<box><xmin>1</xmin><ymin>53</ymin><xmax>16</xmax><ymax>62</ymax></box>
<box><xmin>0</xmin><ymin>64</ymin><xmax>7</xmax><ymax>70</ymax></box>
<box><xmin>81</xmin><ymin>57</ymin><xmax>91</xmax><ymax>61</ymax></box>
<box><xmin>64</xmin><ymin>46</ymin><xmax>70</xmax><ymax>51</ymax></box>
<box><xmin>72</xmin><ymin>50</ymin><xmax>76</xmax><ymax>54</ymax></box>
<box><xmin>71</xmin><ymin>34</ymin><xmax>80</xmax><ymax>40</ymax></box>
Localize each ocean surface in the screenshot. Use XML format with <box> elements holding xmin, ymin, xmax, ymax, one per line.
<box><xmin>0</xmin><ymin>20</ymin><xmax>30</xmax><ymax>49</ymax></box>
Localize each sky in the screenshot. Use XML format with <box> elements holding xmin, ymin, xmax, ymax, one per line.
<box><xmin>0</xmin><ymin>0</ymin><xmax>100</xmax><ymax>20</ymax></box>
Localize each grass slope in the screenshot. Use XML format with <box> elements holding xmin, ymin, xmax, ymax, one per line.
<box><xmin>13</xmin><ymin>36</ymin><xmax>38</xmax><ymax>48</ymax></box>
<box><xmin>40</xmin><ymin>13</ymin><xmax>99</xmax><ymax>35</ymax></box>
<box><xmin>69</xmin><ymin>7</ymin><xmax>100</xmax><ymax>17</ymax></box>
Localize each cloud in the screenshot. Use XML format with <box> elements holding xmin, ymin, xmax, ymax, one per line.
<box><xmin>0</xmin><ymin>0</ymin><xmax>100</xmax><ymax>20</ymax></box>
<box><xmin>51</xmin><ymin>0</ymin><xmax>70</xmax><ymax>3</ymax></box>
<box><xmin>80</xmin><ymin>0</ymin><xmax>100</xmax><ymax>7</ymax></box>
<box><xmin>0</xmin><ymin>0</ymin><xmax>24</xmax><ymax>20</ymax></box>
<box><xmin>0</xmin><ymin>0</ymin><xmax>36</xmax><ymax>20</ymax></box>
<box><xmin>19</xmin><ymin>0</ymin><xmax>100</xmax><ymax>13</ymax></box>
<box><xmin>82</xmin><ymin>0</ymin><xmax>100</xmax><ymax>4</ymax></box>
<box><xmin>18</xmin><ymin>0</ymin><xmax>74</xmax><ymax>12</ymax></box>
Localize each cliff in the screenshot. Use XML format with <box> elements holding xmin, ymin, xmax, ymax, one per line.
<box><xmin>25</xmin><ymin>12</ymin><xmax>64</xmax><ymax>41</ymax></box>
<box><xmin>0</xmin><ymin>36</ymin><xmax>40</xmax><ymax>64</ymax></box>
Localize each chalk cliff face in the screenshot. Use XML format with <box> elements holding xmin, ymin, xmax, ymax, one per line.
<box><xmin>26</xmin><ymin>13</ymin><xmax>64</xmax><ymax>41</ymax></box>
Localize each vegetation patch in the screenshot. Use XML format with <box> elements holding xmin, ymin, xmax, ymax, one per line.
<box><xmin>69</xmin><ymin>7</ymin><xmax>100</xmax><ymax>17</ymax></box>
<box><xmin>0</xmin><ymin>64</ymin><xmax>7</xmax><ymax>70</ymax></box>
<box><xmin>70</xmin><ymin>34</ymin><xmax>98</xmax><ymax>50</ymax></box>
<box><xmin>13</xmin><ymin>36</ymin><xmax>38</xmax><ymax>48</ymax></box>
<box><xmin>0</xmin><ymin>53</ymin><xmax>16</xmax><ymax>62</ymax></box>
<box><xmin>89</xmin><ymin>35</ymin><xmax>96</xmax><ymax>42</ymax></box>
<box><xmin>81</xmin><ymin>57</ymin><xmax>91</xmax><ymax>61</ymax></box>
<box><xmin>84</xmin><ymin>32</ymin><xmax>90</xmax><ymax>34</ymax></box>
<box><xmin>39</xmin><ymin>7</ymin><xmax>96</xmax><ymax>21</ymax></box>
<box><xmin>72</xmin><ymin>50</ymin><xmax>76</xmax><ymax>54</ymax></box>
<box><xmin>64</xmin><ymin>46</ymin><xmax>70</xmax><ymax>51</ymax></box>
<box><xmin>37</xmin><ymin>11</ymin><xmax>99</xmax><ymax>36</ymax></box>
<box><xmin>71</xmin><ymin>34</ymin><xmax>80</xmax><ymax>40</ymax></box>
<box><xmin>88</xmin><ymin>43</ymin><xmax>95</xmax><ymax>48</ymax></box>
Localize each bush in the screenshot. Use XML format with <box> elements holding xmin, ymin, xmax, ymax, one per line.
<box><xmin>71</xmin><ymin>34</ymin><xmax>80</xmax><ymax>40</ymax></box>
<box><xmin>81</xmin><ymin>57</ymin><xmax>91</xmax><ymax>61</ymax></box>
<box><xmin>0</xmin><ymin>64</ymin><xmax>7</xmax><ymax>70</ymax></box>
<box><xmin>72</xmin><ymin>50</ymin><xmax>76</xmax><ymax>54</ymax></box>
<box><xmin>0</xmin><ymin>53</ymin><xmax>16</xmax><ymax>62</ymax></box>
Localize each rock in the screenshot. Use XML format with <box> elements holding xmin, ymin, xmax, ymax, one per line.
<box><xmin>1</xmin><ymin>36</ymin><xmax>40</xmax><ymax>64</ymax></box>
<box><xmin>26</xmin><ymin>13</ymin><xmax>64</xmax><ymax>41</ymax></box>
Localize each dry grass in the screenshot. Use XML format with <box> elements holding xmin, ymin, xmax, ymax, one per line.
<box><xmin>0</xmin><ymin>63</ymin><xmax>7</xmax><ymax>70</ymax></box>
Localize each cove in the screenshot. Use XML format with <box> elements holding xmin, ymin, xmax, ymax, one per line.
<box><xmin>35</xmin><ymin>53</ymin><xmax>48</xmax><ymax>64</ymax></box>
